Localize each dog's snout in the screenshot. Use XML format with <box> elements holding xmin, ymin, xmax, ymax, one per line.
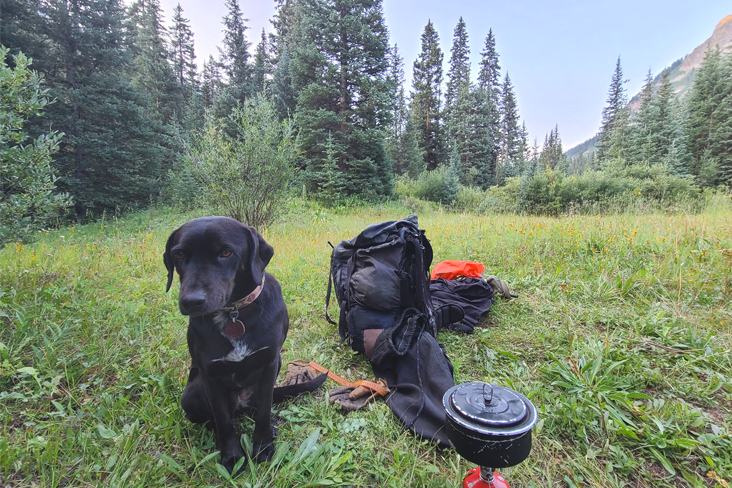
<box><xmin>180</xmin><ymin>290</ymin><xmax>207</xmax><ymax>313</ymax></box>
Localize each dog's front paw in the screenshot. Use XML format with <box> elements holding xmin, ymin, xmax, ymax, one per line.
<box><xmin>253</xmin><ymin>426</ymin><xmax>278</xmax><ymax>463</ymax></box>
<box><xmin>221</xmin><ymin>445</ymin><xmax>246</xmax><ymax>474</ymax></box>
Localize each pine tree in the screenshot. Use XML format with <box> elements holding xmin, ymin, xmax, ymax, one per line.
<box><xmin>291</xmin><ymin>0</ymin><xmax>393</xmax><ymax>199</ymax></box>
<box><xmin>411</xmin><ymin>20</ymin><xmax>444</xmax><ymax>170</ymax></box>
<box><xmin>477</xmin><ymin>29</ymin><xmax>501</xmax><ymax>185</ymax></box>
<box><xmin>685</xmin><ymin>47</ymin><xmax>732</xmax><ymax>185</ymax></box>
<box><xmin>216</xmin><ymin>0</ymin><xmax>252</xmax><ymax>113</ymax></box>
<box><xmin>36</xmin><ymin>0</ymin><xmax>174</xmax><ymax>214</ymax></box>
<box><xmin>128</xmin><ymin>0</ymin><xmax>182</xmax><ymax>123</ymax></box>
<box><xmin>498</xmin><ymin>72</ymin><xmax>521</xmax><ymax>183</ymax></box>
<box><xmin>596</xmin><ymin>57</ymin><xmax>629</xmax><ymax>167</ymax></box>
<box><xmin>170</xmin><ymin>3</ymin><xmax>198</xmax><ymax>100</ymax></box>
<box><xmin>271</xmin><ymin>45</ymin><xmax>296</xmax><ymax>119</ymax></box>
<box><xmin>252</xmin><ymin>29</ymin><xmax>270</xmax><ymax>94</ymax></box>
<box><xmin>202</xmin><ymin>55</ymin><xmax>223</xmax><ymax>108</ymax></box>
<box><xmin>445</xmin><ymin>17</ymin><xmax>470</xmax><ymax>135</ymax></box>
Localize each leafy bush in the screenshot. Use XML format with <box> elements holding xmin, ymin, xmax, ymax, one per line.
<box><xmin>413</xmin><ymin>166</ymin><xmax>459</xmax><ymax>205</ymax></box>
<box><xmin>188</xmin><ymin>94</ymin><xmax>297</xmax><ymax>229</ymax></box>
<box><xmin>0</xmin><ymin>47</ymin><xmax>71</xmax><ymax>243</ymax></box>
<box><xmin>454</xmin><ymin>185</ymin><xmax>486</xmax><ymax>212</ymax></box>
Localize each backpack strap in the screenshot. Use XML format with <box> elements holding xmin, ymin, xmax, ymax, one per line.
<box><xmin>325</xmin><ymin>266</ymin><xmax>336</xmax><ymax>325</ymax></box>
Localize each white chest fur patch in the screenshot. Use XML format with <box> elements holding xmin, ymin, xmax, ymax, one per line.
<box><xmin>213</xmin><ymin>342</ymin><xmax>268</xmax><ymax>363</ymax></box>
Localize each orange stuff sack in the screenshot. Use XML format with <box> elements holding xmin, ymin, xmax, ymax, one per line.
<box><xmin>430</xmin><ymin>260</ymin><xmax>485</xmax><ymax>280</ymax></box>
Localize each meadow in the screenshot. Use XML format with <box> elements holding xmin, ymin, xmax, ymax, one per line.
<box><xmin>1</xmin><ymin>199</ymin><xmax>731</xmax><ymax>487</ymax></box>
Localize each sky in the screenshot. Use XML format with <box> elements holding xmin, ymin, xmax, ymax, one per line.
<box><xmin>154</xmin><ymin>0</ymin><xmax>731</xmax><ymax>150</ymax></box>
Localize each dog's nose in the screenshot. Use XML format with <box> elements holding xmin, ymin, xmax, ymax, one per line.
<box><xmin>180</xmin><ymin>291</ymin><xmax>207</xmax><ymax>312</ymax></box>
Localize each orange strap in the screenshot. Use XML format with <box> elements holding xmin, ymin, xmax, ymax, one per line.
<box><xmin>309</xmin><ymin>361</ymin><xmax>389</xmax><ymax>397</ymax></box>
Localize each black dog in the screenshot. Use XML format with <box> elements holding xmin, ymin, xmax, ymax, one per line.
<box><xmin>164</xmin><ymin>217</ymin><xmax>325</xmax><ymax>472</ymax></box>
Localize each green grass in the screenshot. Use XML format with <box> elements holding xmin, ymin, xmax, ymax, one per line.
<box><xmin>1</xmin><ymin>200</ymin><xmax>731</xmax><ymax>487</ymax></box>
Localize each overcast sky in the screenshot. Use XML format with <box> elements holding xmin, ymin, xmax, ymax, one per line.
<box><xmin>154</xmin><ymin>0</ymin><xmax>730</xmax><ymax>149</ymax></box>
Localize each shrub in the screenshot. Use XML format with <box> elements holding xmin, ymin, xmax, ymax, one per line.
<box><xmin>413</xmin><ymin>166</ymin><xmax>459</xmax><ymax>205</ymax></box>
<box><xmin>0</xmin><ymin>47</ymin><xmax>71</xmax><ymax>244</ymax></box>
<box><xmin>455</xmin><ymin>185</ymin><xmax>486</xmax><ymax>212</ymax></box>
<box><xmin>188</xmin><ymin>94</ymin><xmax>297</xmax><ymax>229</ymax></box>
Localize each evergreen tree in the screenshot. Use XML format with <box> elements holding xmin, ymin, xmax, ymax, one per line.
<box><xmin>665</xmin><ymin>98</ymin><xmax>692</xmax><ymax>176</ymax></box>
<box><xmin>444</xmin><ymin>17</ymin><xmax>470</xmax><ymax>135</ymax></box>
<box><xmin>410</xmin><ymin>20</ymin><xmax>444</xmax><ymax>170</ymax></box>
<box><xmin>685</xmin><ymin>47</ymin><xmax>732</xmax><ymax>185</ymax></box>
<box><xmin>215</xmin><ymin>0</ymin><xmax>252</xmax><ymax>114</ymax></box>
<box><xmin>385</xmin><ymin>44</ymin><xmax>412</xmax><ymax>175</ymax></box>
<box><xmin>170</xmin><ymin>3</ymin><xmax>198</xmax><ymax>100</ymax></box>
<box><xmin>498</xmin><ymin>72</ymin><xmax>521</xmax><ymax>183</ymax></box>
<box><xmin>128</xmin><ymin>0</ymin><xmax>182</xmax><ymax>123</ymax></box>
<box><xmin>596</xmin><ymin>57</ymin><xmax>628</xmax><ymax>166</ymax></box>
<box><xmin>629</xmin><ymin>69</ymin><xmax>655</xmax><ymax>165</ymax></box>
<box><xmin>477</xmin><ymin>29</ymin><xmax>501</xmax><ymax>185</ymax></box>
<box><xmin>36</xmin><ymin>0</ymin><xmax>173</xmax><ymax>215</ymax></box>
<box><xmin>271</xmin><ymin>45</ymin><xmax>296</xmax><ymax>119</ymax></box>
<box><xmin>450</xmin><ymin>84</ymin><xmax>494</xmax><ymax>187</ymax></box>
<box><xmin>0</xmin><ymin>0</ymin><xmax>46</xmax><ymax>65</ymax></box>
<box><xmin>202</xmin><ymin>55</ymin><xmax>223</xmax><ymax>108</ymax></box>
<box><xmin>252</xmin><ymin>28</ymin><xmax>270</xmax><ymax>94</ymax></box>
<box><xmin>540</xmin><ymin>125</ymin><xmax>564</xmax><ymax>171</ymax></box>
<box><xmin>291</xmin><ymin>0</ymin><xmax>393</xmax><ymax>199</ymax></box>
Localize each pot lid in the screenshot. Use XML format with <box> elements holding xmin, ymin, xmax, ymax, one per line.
<box><xmin>449</xmin><ymin>383</ymin><xmax>528</xmax><ymax>427</ymax></box>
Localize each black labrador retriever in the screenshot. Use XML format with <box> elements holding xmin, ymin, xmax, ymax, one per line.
<box><xmin>164</xmin><ymin>216</ymin><xmax>325</xmax><ymax>472</ymax></box>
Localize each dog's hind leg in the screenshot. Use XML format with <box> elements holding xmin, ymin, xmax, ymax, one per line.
<box><xmin>181</xmin><ymin>367</ymin><xmax>213</xmax><ymax>426</ymax></box>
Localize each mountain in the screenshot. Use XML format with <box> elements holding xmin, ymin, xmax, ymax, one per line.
<box><xmin>567</xmin><ymin>15</ymin><xmax>732</xmax><ymax>157</ymax></box>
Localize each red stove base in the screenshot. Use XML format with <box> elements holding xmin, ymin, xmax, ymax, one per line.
<box><xmin>463</xmin><ymin>467</ymin><xmax>510</xmax><ymax>488</ymax></box>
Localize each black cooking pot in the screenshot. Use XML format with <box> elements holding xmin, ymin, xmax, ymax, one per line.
<box><xmin>443</xmin><ymin>382</ymin><xmax>538</xmax><ymax>468</ymax></box>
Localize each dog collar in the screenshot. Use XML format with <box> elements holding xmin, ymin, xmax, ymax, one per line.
<box><xmin>221</xmin><ymin>274</ymin><xmax>265</xmax><ymax>340</ymax></box>
<box><xmin>228</xmin><ymin>274</ymin><xmax>266</xmax><ymax>311</ymax></box>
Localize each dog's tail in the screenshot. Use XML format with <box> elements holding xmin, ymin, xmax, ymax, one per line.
<box><xmin>272</xmin><ymin>373</ymin><xmax>328</xmax><ymax>404</ymax></box>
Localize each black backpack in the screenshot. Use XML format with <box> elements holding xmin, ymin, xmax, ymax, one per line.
<box><xmin>327</xmin><ymin>215</ymin><xmax>447</xmax><ymax>352</ymax></box>
<box><xmin>325</xmin><ymin>215</ymin><xmax>463</xmax><ymax>447</ymax></box>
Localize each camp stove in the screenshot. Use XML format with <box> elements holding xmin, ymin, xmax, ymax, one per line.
<box><xmin>443</xmin><ymin>382</ymin><xmax>538</xmax><ymax>488</ymax></box>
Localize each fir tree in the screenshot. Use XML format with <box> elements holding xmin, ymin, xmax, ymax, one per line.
<box><xmin>445</xmin><ymin>17</ymin><xmax>470</xmax><ymax>134</ymax></box>
<box><xmin>252</xmin><ymin>28</ymin><xmax>270</xmax><ymax>94</ymax></box>
<box><xmin>128</xmin><ymin>0</ymin><xmax>182</xmax><ymax>123</ymax></box>
<box><xmin>596</xmin><ymin>57</ymin><xmax>629</xmax><ymax>167</ymax></box>
<box><xmin>629</xmin><ymin>69</ymin><xmax>655</xmax><ymax>165</ymax></box>
<box><xmin>37</xmin><ymin>0</ymin><xmax>174</xmax><ymax>214</ymax></box>
<box><xmin>271</xmin><ymin>45</ymin><xmax>296</xmax><ymax>119</ymax></box>
<box><xmin>477</xmin><ymin>29</ymin><xmax>501</xmax><ymax>185</ymax></box>
<box><xmin>202</xmin><ymin>55</ymin><xmax>223</xmax><ymax>108</ymax></box>
<box><xmin>291</xmin><ymin>0</ymin><xmax>393</xmax><ymax>199</ymax></box>
<box><xmin>216</xmin><ymin>0</ymin><xmax>252</xmax><ymax>114</ymax></box>
<box><xmin>411</xmin><ymin>20</ymin><xmax>444</xmax><ymax>170</ymax></box>
<box><xmin>498</xmin><ymin>72</ymin><xmax>521</xmax><ymax>182</ymax></box>
<box><xmin>170</xmin><ymin>3</ymin><xmax>198</xmax><ymax>100</ymax></box>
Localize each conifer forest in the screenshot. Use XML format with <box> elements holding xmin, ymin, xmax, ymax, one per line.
<box><xmin>2</xmin><ymin>0</ymin><xmax>731</xmax><ymax>241</ymax></box>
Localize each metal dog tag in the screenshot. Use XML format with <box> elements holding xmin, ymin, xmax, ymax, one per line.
<box><xmin>224</xmin><ymin>319</ymin><xmax>246</xmax><ymax>340</ymax></box>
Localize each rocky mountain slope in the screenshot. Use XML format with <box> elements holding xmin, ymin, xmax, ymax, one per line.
<box><xmin>568</xmin><ymin>15</ymin><xmax>732</xmax><ymax>157</ymax></box>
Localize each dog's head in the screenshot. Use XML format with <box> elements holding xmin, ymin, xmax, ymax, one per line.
<box><xmin>163</xmin><ymin>217</ymin><xmax>274</xmax><ymax>316</ymax></box>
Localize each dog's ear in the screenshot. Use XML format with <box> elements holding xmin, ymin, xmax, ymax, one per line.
<box><xmin>241</xmin><ymin>225</ymin><xmax>274</xmax><ymax>286</ymax></box>
<box><xmin>163</xmin><ymin>228</ymin><xmax>179</xmax><ymax>292</ymax></box>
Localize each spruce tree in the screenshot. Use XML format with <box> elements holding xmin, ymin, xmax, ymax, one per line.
<box><xmin>170</xmin><ymin>3</ymin><xmax>198</xmax><ymax>100</ymax></box>
<box><xmin>202</xmin><ymin>55</ymin><xmax>223</xmax><ymax>109</ymax></box>
<box><xmin>385</xmin><ymin>44</ymin><xmax>412</xmax><ymax>175</ymax></box>
<box><xmin>216</xmin><ymin>0</ymin><xmax>253</xmax><ymax>114</ymax></box>
<box><xmin>628</xmin><ymin>69</ymin><xmax>655</xmax><ymax>166</ymax></box>
<box><xmin>445</xmin><ymin>17</ymin><xmax>470</xmax><ymax>135</ymax></box>
<box><xmin>410</xmin><ymin>20</ymin><xmax>444</xmax><ymax>170</ymax></box>
<box><xmin>271</xmin><ymin>45</ymin><xmax>296</xmax><ymax>119</ymax></box>
<box><xmin>128</xmin><ymin>0</ymin><xmax>182</xmax><ymax>123</ymax></box>
<box><xmin>685</xmin><ymin>47</ymin><xmax>732</xmax><ymax>184</ymax></box>
<box><xmin>498</xmin><ymin>72</ymin><xmax>521</xmax><ymax>183</ymax></box>
<box><xmin>291</xmin><ymin>0</ymin><xmax>393</xmax><ymax>199</ymax></box>
<box><xmin>252</xmin><ymin>29</ymin><xmax>270</xmax><ymax>94</ymax></box>
<box><xmin>596</xmin><ymin>57</ymin><xmax>628</xmax><ymax>167</ymax></box>
<box><xmin>477</xmin><ymin>29</ymin><xmax>501</xmax><ymax>186</ymax></box>
<box><xmin>37</xmin><ymin>0</ymin><xmax>173</xmax><ymax>214</ymax></box>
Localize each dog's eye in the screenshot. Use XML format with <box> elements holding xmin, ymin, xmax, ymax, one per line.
<box><xmin>220</xmin><ymin>249</ymin><xmax>232</xmax><ymax>258</ymax></box>
<box><xmin>172</xmin><ymin>250</ymin><xmax>185</xmax><ymax>260</ymax></box>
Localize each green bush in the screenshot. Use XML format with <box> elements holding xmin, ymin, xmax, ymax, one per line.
<box><xmin>188</xmin><ymin>94</ymin><xmax>297</xmax><ymax>229</ymax></box>
<box><xmin>413</xmin><ymin>166</ymin><xmax>459</xmax><ymax>205</ymax></box>
<box><xmin>0</xmin><ymin>47</ymin><xmax>71</xmax><ymax>244</ymax></box>
<box><xmin>455</xmin><ymin>185</ymin><xmax>486</xmax><ymax>212</ymax></box>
